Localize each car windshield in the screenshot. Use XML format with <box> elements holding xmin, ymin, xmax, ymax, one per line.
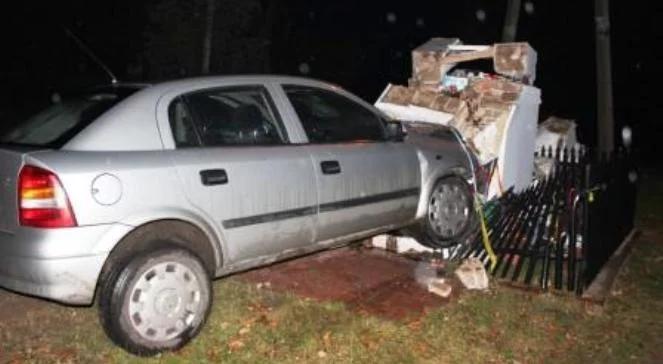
<box><xmin>0</xmin><ymin>87</ymin><xmax>139</xmax><ymax>148</ymax></box>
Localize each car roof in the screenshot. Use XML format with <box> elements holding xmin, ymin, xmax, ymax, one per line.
<box><xmin>62</xmin><ymin>75</ymin><xmax>349</xmax><ymax>152</ymax></box>
<box><xmin>88</xmin><ymin>75</ymin><xmax>346</xmax><ymax>104</ymax></box>
<box><xmin>102</xmin><ymin>75</ymin><xmax>338</xmax><ymax>92</ymax></box>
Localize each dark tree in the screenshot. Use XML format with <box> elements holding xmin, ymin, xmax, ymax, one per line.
<box><xmin>143</xmin><ymin>0</ymin><xmax>281</xmax><ymax>79</ymax></box>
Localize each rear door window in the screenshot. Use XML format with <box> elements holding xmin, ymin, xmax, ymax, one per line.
<box><xmin>173</xmin><ymin>86</ymin><xmax>287</xmax><ymax>147</ymax></box>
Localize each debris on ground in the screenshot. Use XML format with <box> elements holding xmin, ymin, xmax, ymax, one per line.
<box><xmin>375</xmin><ymin>37</ymin><xmax>542</xmax><ymax>198</ymax></box>
<box><xmin>255</xmin><ymin>281</ymin><xmax>271</xmax><ymax>290</ymax></box>
<box><xmin>454</xmin><ymin>257</ymin><xmax>490</xmax><ymax>290</ymax></box>
<box><xmin>414</xmin><ymin>261</ymin><xmax>439</xmax><ymax>285</ymax></box>
<box><xmin>413</xmin><ymin>260</ymin><xmax>454</xmax><ymax>298</ymax></box>
<box><xmin>427</xmin><ymin>278</ymin><xmax>453</xmax><ymax>298</ymax></box>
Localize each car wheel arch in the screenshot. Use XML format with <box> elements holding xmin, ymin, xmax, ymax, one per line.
<box><xmin>95</xmin><ymin>219</ymin><xmax>222</xmax><ymax>302</ymax></box>
<box><xmin>405</xmin><ymin>173</ymin><xmax>477</xmax><ymax>249</ymax></box>
<box><xmin>416</xmin><ymin>167</ymin><xmax>473</xmax><ymax>219</ymax></box>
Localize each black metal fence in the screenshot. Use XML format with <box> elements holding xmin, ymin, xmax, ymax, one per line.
<box><xmin>463</xmin><ymin>146</ymin><xmax>637</xmax><ymax>295</ymax></box>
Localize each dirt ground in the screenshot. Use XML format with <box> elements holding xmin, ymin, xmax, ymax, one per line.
<box><xmin>241</xmin><ymin>247</ymin><xmax>456</xmax><ymax>320</ymax></box>
<box><xmin>0</xmin><ymin>246</ymin><xmax>452</xmax><ymax>324</ymax></box>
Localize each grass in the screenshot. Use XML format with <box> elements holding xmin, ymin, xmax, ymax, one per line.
<box><xmin>1</xmin><ymin>172</ymin><xmax>662</xmax><ymax>363</ymax></box>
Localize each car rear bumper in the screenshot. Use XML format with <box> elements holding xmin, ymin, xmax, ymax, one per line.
<box><xmin>0</xmin><ymin>224</ymin><xmax>130</xmax><ymax>305</ymax></box>
<box><xmin>0</xmin><ymin>253</ymin><xmax>107</xmax><ymax>305</ymax></box>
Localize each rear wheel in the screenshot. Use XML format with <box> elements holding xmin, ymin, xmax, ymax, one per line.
<box><xmin>417</xmin><ymin>176</ymin><xmax>477</xmax><ymax>249</ymax></box>
<box><xmin>99</xmin><ymin>246</ymin><xmax>212</xmax><ymax>356</ymax></box>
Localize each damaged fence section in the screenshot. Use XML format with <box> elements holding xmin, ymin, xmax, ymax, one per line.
<box><xmin>463</xmin><ymin>147</ymin><xmax>637</xmax><ymax>295</ymax></box>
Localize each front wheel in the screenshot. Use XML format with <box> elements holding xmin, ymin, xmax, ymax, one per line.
<box><xmin>99</xmin><ymin>247</ymin><xmax>212</xmax><ymax>356</ymax></box>
<box><xmin>416</xmin><ymin>175</ymin><xmax>477</xmax><ymax>249</ymax></box>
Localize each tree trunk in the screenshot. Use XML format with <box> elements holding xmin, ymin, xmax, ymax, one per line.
<box><xmin>201</xmin><ymin>0</ymin><xmax>215</xmax><ymax>74</ymax></box>
<box><xmin>595</xmin><ymin>0</ymin><xmax>615</xmax><ymax>152</ymax></box>
<box><xmin>501</xmin><ymin>0</ymin><xmax>521</xmax><ymax>42</ymax></box>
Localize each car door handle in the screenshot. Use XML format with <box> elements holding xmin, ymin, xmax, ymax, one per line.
<box><xmin>320</xmin><ymin>160</ymin><xmax>341</xmax><ymax>175</ymax></box>
<box><xmin>200</xmin><ymin>169</ymin><xmax>228</xmax><ymax>186</ymax></box>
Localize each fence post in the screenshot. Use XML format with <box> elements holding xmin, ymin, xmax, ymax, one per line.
<box><xmin>577</xmin><ymin>162</ymin><xmax>592</xmax><ymax>293</ymax></box>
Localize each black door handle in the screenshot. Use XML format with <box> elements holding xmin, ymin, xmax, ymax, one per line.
<box><xmin>320</xmin><ymin>160</ymin><xmax>341</xmax><ymax>175</ymax></box>
<box><xmin>200</xmin><ymin>169</ymin><xmax>228</xmax><ymax>186</ymax></box>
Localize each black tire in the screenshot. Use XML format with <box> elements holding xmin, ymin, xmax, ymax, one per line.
<box><xmin>415</xmin><ymin>175</ymin><xmax>477</xmax><ymax>249</ymax></box>
<box><xmin>98</xmin><ymin>246</ymin><xmax>212</xmax><ymax>356</ymax></box>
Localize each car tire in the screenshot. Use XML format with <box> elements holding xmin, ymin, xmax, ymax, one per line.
<box><xmin>416</xmin><ymin>175</ymin><xmax>477</xmax><ymax>249</ymax></box>
<box><xmin>98</xmin><ymin>246</ymin><xmax>212</xmax><ymax>356</ymax></box>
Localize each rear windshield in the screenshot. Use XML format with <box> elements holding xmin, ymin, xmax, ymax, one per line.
<box><xmin>0</xmin><ymin>87</ymin><xmax>139</xmax><ymax>148</ymax></box>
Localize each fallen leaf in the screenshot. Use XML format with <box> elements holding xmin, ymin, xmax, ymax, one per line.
<box><xmin>323</xmin><ymin>331</ymin><xmax>332</xmax><ymax>348</ymax></box>
<box><xmin>407</xmin><ymin>319</ymin><xmax>422</xmax><ymax>331</ymax></box>
<box><xmin>228</xmin><ymin>339</ymin><xmax>245</xmax><ymax>352</ymax></box>
<box><xmin>360</xmin><ymin>336</ymin><xmax>379</xmax><ymax>351</ymax></box>
<box><xmin>207</xmin><ymin>346</ymin><xmax>221</xmax><ymax>360</ymax></box>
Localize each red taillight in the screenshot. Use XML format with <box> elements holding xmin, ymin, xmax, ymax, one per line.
<box><xmin>18</xmin><ymin>165</ymin><xmax>77</xmax><ymax>228</ymax></box>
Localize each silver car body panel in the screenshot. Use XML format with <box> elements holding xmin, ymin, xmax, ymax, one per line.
<box><xmin>305</xmin><ymin>142</ymin><xmax>420</xmax><ymax>242</ymax></box>
<box><xmin>168</xmin><ymin>146</ymin><xmax>318</xmax><ymax>264</ymax></box>
<box><xmin>0</xmin><ymin>75</ymin><xmax>472</xmax><ymax>305</ymax></box>
<box><xmin>0</xmin><ymin>223</ymin><xmax>133</xmax><ymax>304</ymax></box>
<box><xmin>0</xmin><ymin>147</ymin><xmax>23</xmax><ymax>233</ymax></box>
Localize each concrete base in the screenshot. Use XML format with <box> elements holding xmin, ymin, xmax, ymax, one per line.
<box><xmin>371</xmin><ymin>234</ymin><xmax>435</xmax><ymax>254</ymax></box>
<box><xmin>581</xmin><ymin>229</ymin><xmax>640</xmax><ymax>304</ymax></box>
<box><xmin>369</xmin><ymin>234</ymin><xmax>464</xmax><ymax>260</ymax></box>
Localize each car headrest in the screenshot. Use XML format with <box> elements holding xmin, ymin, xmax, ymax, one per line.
<box><xmin>232</xmin><ymin>104</ymin><xmax>265</xmax><ymax>130</ymax></box>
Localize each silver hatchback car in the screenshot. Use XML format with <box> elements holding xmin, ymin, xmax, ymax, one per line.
<box><xmin>0</xmin><ymin>75</ymin><xmax>478</xmax><ymax>355</ymax></box>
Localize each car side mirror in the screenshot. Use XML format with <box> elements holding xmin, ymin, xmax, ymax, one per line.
<box><xmin>386</xmin><ymin>121</ymin><xmax>406</xmax><ymax>142</ymax></box>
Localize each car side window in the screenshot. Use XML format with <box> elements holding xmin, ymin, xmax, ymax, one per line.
<box><xmin>170</xmin><ymin>86</ymin><xmax>287</xmax><ymax>147</ymax></box>
<box><xmin>283</xmin><ymin>85</ymin><xmax>386</xmax><ymax>143</ymax></box>
<box><xmin>168</xmin><ymin>96</ymin><xmax>202</xmax><ymax>147</ymax></box>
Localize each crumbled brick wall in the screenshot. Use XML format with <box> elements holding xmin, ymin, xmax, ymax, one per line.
<box><xmin>493</xmin><ymin>43</ymin><xmax>536</xmax><ymax>83</ymax></box>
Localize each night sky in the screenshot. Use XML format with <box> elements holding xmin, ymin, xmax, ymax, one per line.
<box><xmin>0</xmin><ymin>0</ymin><xmax>660</xmax><ymax>165</ymax></box>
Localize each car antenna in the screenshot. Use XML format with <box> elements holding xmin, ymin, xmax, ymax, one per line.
<box><xmin>63</xmin><ymin>27</ymin><xmax>118</xmax><ymax>84</ymax></box>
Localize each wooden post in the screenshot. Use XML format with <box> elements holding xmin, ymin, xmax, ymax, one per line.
<box><xmin>201</xmin><ymin>0</ymin><xmax>215</xmax><ymax>74</ymax></box>
<box><xmin>595</xmin><ymin>0</ymin><xmax>615</xmax><ymax>152</ymax></box>
<box><xmin>502</xmin><ymin>0</ymin><xmax>522</xmax><ymax>42</ymax></box>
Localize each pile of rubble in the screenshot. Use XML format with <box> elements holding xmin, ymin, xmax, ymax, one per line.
<box><xmin>376</xmin><ymin>38</ymin><xmax>542</xmax><ymax>198</ymax></box>
<box><xmin>373</xmin><ymin>236</ymin><xmax>490</xmax><ymax>298</ymax></box>
<box><xmin>371</xmin><ymin>38</ymin><xmax>587</xmax><ymax>296</ymax></box>
<box><xmin>414</xmin><ymin>257</ymin><xmax>490</xmax><ymax>298</ymax></box>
